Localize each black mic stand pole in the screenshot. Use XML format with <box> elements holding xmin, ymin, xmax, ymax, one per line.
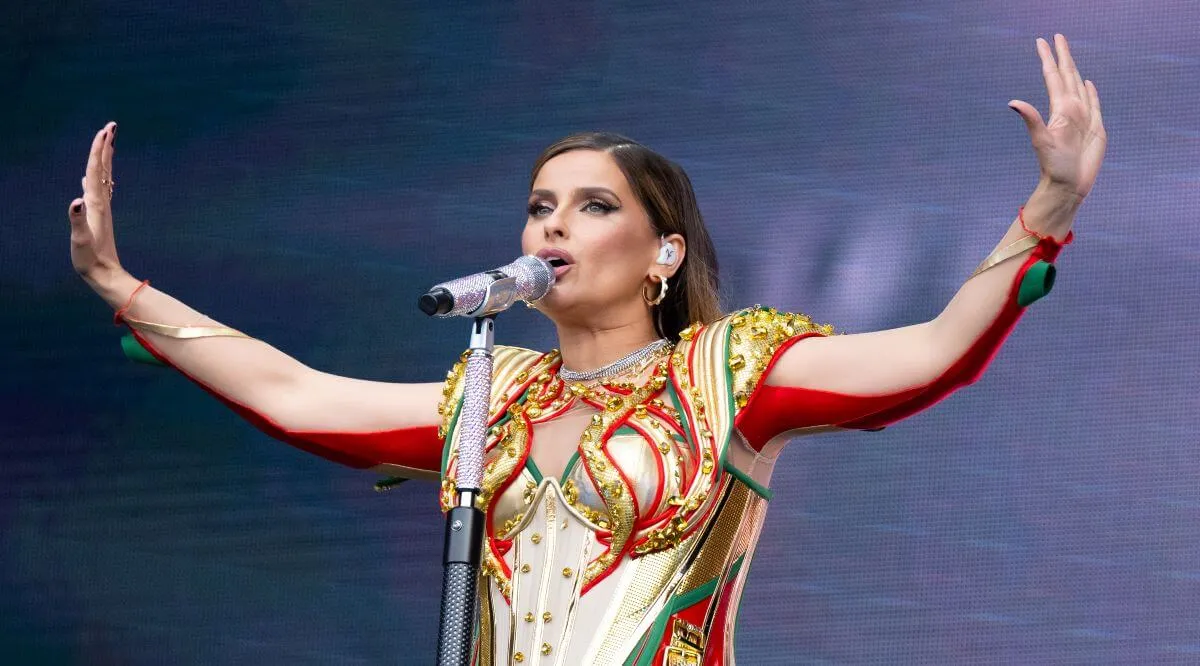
<box><xmin>435</xmin><ymin>315</ymin><xmax>494</xmax><ymax>666</ymax></box>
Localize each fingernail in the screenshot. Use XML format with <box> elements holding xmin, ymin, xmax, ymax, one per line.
<box><xmin>111</xmin><ymin>126</ymin><xmax>117</xmax><ymax>144</ymax></box>
<box><xmin>71</xmin><ymin>203</ymin><xmax>82</xmax><ymax>214</ymax></box>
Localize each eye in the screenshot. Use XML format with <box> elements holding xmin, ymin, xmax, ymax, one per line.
<box><xmin>527</xmin><ymin>201</ymin><xmax>553</xmax><ymax>217</ymax></box>
<box><xmin>582</xmin><ymin>199</ymin><xmax>618</xmax><ymax>215</ymax></box>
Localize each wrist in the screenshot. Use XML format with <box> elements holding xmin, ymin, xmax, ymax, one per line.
<box><xmin>88</xmin><ymin>268</ymin><xmax>141</xmax><ymax>311</ymax></box>
<box><xmin>1024</xmin><ymin>180</ymin><xmax>1082</xmax><ymax>242</ymax></box>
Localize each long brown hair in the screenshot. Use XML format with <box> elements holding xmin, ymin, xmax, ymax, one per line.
<box><xmin>530</xmin><ymin>132</ymin><xmax>722</xmax><ymax>341</ymax></box>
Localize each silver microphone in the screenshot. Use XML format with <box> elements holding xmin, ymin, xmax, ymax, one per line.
<box><xmin>418</xmin><ymin>255</ymin><xmax>555</xmax><ymax>318</ymax></box>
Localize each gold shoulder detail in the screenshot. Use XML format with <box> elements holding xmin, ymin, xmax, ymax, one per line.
<box><xmin>437</xmin><ymin>345</ymin><xmax>547</xmax><ymax>441</ymax></box>
<box><xmin>725</xmin><ymin>306</ymin><xmax>834</xmax><ymax>409</ymax></box>
<box><xmin>437</xmin><ymin>350</ymin><xmax>470</xmax><ymax>442</ymax></box>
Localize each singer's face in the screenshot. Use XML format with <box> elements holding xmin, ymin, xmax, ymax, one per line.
<box><xmin>522</xmin><ymin>149</ymin><xmax>662</xmax><ymax>322</ymax></box>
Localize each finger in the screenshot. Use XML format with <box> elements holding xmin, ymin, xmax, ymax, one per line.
<box><xmin>1054</xmin><ymin>34</ymin><xmax>1085</xmax><ymax>101</ymax></box>
<box><xmin>1075</xmin><ymin>77</ymin><xmax>1090</xmax><ymax>116</ymax></box>
<box><xmin>1008</xmin><ymin>99</ymin><xmax>1047</xmax><ymax>143</ymax></box>
<box><xmin>1085</xmin><ymin>80</ymin><xmax>1106</xmax><ymax>137</ymax></box>
<box><xmin>101</xmin><ymin>123</ymin><xmax>116</xmax><ymax>181</ymax></box>
<box><xmin>83</xmin><ymin>122</ymin><xmax>115</xmax><ymax>205</ymax></box>
<box><xmin>68</xmin><ymin>198</ymin><xmax>85</xmax><ymax>224</ymax></box>
<box><xmin>1037</xmin><ymin>37</ymin><xmax>1066</xmax><ymax>117</ymax></box>
<box><xmin>68</xmin><ymin>199</ymin><xmax>93</xmax><ymax>243</ymax></box>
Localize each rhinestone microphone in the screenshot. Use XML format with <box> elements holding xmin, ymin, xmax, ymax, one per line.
<box><xmin>418</xmin><ymin>255</ymin><xmax>556</xmax><ymax>318</ymax></box>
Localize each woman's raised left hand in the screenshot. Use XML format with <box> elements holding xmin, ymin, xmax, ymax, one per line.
<box><xmin>1008</xmin><ymin>34</ymin><xmax>1107</xmax><ymax>201</ymax></box>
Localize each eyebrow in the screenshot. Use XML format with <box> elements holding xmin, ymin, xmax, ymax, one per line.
<box><xmin>529</xmin><ymin>187</ymin><xmax>621</xmax><ymax>201</ymax></box>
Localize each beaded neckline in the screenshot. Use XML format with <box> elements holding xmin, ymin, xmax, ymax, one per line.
<box><xmin>557</xmin><ymin>338</ymin><xmax>672</xmax><ymax>382</ymax></box>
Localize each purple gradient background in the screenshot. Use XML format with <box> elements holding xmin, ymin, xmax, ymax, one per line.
<box><xmin>2</xmin><ymin>1</ymin><xmax>1199</xmax><ymax>663</ymax></box>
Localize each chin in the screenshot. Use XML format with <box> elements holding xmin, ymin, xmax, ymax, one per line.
<box><xmin>533</xmin><ymin>287</ymin><xmax>592</xmax><ymax>322</ymax></box>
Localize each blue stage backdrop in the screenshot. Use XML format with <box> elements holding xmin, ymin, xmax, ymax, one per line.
<box><xmin>3</xmin><ymin>1</ymin><xmax>1199</xmax><ymax>663</ymax></box>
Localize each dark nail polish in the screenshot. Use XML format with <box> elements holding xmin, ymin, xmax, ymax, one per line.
<box><xmin>110</xmin><ymin>127</ymin><xmax>117</xmax><ymax>144</ymax></box>
<box><xmin>71</xmin><ymin>203</ymin><xmax>82</xmax><ymax>214</ymax></box>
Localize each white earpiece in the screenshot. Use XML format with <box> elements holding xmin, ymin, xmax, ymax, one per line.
<box><xmin>656</xmin><ymin>242</ymin><xmax>677</xmax><ymax>266</ymax></box>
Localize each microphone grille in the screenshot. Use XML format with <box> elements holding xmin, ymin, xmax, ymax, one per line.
<box><xmin>508</xmin><ymin>255</ymin><xmax>555</xmax><ymax>302</ymax></box>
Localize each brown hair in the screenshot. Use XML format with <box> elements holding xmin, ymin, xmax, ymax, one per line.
<box><xmin>530</xmin><ymin>132</ymin><xmax>722</xmax><ymax>341</ymax></box>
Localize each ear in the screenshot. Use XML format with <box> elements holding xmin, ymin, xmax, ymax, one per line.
<box><xmin>654</xmin><ymin>233</ymin><xmax>686</xmax><ymax>279</ymax></box>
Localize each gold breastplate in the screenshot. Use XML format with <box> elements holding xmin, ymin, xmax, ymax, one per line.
<box><xmin>437</xmin><ymin>308</ymin><xmax>834</xmax><ymax>664</ymax></box>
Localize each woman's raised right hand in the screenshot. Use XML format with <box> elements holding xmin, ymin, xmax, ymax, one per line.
<box><xmin>69</xmin><ymin>122</ymin><xmax>124</xmax><ymax>288</ymax></box>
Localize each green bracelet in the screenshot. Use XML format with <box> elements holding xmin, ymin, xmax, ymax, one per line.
<box><xmin>120</xmin><ymin>333</ymin><xmax>166</xmax><ymax>366</ymax></box>
<box><xmin>1017</xmin><ymin>260</ymin><xmax>1056</xmax><ymax>307</ymax></box>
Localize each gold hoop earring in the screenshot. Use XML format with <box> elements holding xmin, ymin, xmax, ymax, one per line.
<box><xmin>643</xmin><ymin>276</ymin><xmax>668</xmax><ymax>307</ymax></box>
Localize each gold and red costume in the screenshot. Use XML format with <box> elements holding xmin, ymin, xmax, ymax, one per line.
<box><xmin>122</xmin><ymin>238</ymin><xmax>1066</xmax><ymax>665</ymax></box>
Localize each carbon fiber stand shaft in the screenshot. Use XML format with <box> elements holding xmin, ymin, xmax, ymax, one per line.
<box><xmin>436</xmin><ymin>504</ymin><xmax>485</xmax><ymax>665</ymax></box>
<box><xmin>435</xmin><ymin>317</ymin><xmax>494</xmax><ymax>666</ymax></box>
<box><xmin>436</xmin><ymin>562</ymin><xmax>477</xmax><ymax>664</ymax></box>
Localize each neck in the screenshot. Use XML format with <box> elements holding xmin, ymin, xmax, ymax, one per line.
<box><xmin>554</xmin><ymin>316</ymin><xmax>661</xmax><ymax>373</ymax></box>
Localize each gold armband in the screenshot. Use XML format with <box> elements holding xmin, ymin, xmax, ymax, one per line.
<box><xmin>122</xmin><ymin>316</ymin><xmax>250</xmax><ymax>339</ymax></box>
<box><xmin>969</xmin><ymin>234</ymin><xmax>1039</xmax><ymax>279</ymax></box>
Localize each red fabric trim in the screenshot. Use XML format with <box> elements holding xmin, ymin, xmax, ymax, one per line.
<box><xmin>127</xmin><ymin>329</ymin><xmax>440</xmax><ymax>471</ymax></box>
<box><xmin>734</xmin><ymin>239</ymin><xmax>1066</xmax><ymax>447</ymax></box>
<box><xmin>737</xmin><ymin>383</ymin><xmax>924</xmax><ymax>451</ymax></box>
<box><xmin>839</xmin><ymin>248</ymin><xmax>1047</xmax><ymax>430</ymax></box>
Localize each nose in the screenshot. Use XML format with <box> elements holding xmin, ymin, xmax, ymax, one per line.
<box><xmin>542</xmin><ymin>209</ymin><xmax>568</xmax><ymax>241</ymax></box>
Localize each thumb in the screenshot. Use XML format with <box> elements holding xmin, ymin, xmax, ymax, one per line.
<box><xmin>68</xmin><ymin>198</ymin><xmax>93</xmax><ymax>242</ymax></box>
<box><xmin>1008</xmin><ymin>100</ymin><xmax>1047</xmax><ymax>142</ymax></box>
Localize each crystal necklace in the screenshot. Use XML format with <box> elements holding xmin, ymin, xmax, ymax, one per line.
<box><xmin>558</xmin><ymin>338</ymin><xmax>672</xmax><ymax>382</ymax></box>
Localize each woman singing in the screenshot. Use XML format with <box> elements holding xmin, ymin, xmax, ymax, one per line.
<box><xmin>69</xmin><ymin>35</ymin><xmax>1104</xmax><ymax>665</ymax></box>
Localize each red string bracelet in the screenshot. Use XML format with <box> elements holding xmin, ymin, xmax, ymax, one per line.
<box><xmin>113</xmin><ymin>279</ymin><xmax>151</xmax><ymax>326</ymax></box>
<box><xmin>1019</xmin><ymin>206</ymin><xmax>1075</xmax><ymax>246</ymax></box>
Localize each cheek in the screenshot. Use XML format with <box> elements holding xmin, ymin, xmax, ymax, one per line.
<box><xmin>580</xmin><ymin>222</ymin><xmax>649</xmax><ymax>284</ymax></box>
<box><xmin>519</xmin><ymin>223</ymin><xmax>537</xmax><ymax>254</ymax></box>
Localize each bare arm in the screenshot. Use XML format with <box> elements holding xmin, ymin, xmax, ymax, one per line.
<box><xmin>71</xmin><ymin>124</ymin><xmax>443</xmax><ymax>474</ymax></box>
<box><xmin>768</xmin><ymin>184</ymin><xmax>1077</xmax><ymax>396</ymax></box>
<box><xmin>756</xmin><ymin>34</ymin><xmax>1105</xmax><ymax>426</ymax></box>
<box><xmin>90</xmin><ymin>269</ymin><xmax>442</xmax><ymax>434</ymax></box>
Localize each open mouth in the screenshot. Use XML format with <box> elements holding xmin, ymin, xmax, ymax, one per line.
<box><xmin>536</xmin><ymin>249</ymin><xmax>575</xmax><ymax>277</ymax></box>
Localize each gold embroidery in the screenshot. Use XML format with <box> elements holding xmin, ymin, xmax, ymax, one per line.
<box><xmin>635</xmin><ymin>336</ymin><xmax>722</xmax><ymax>556</ymax></box>
<box><xmin>726</xmin><ymin>306</ymin><xmax>832</xmax><ymax>408</ymax></box>
<box><xmin>580</xmin><ymin>358</ymin><xmax>671</xmax><ymax>587</ymax></box>
<box><xmin>481</xmin><ymin>552</ymin><xmax>511</xmax><ymax>599</ymax></box>
<box><xmin>436</xmin><ymin>351</ymin><xmax>469</xmax><ymax>441</ymax></box>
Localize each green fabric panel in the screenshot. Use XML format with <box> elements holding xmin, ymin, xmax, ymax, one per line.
<box><xmin>524</xmin><ymin>457</ymin><xmax>543</xmax><ymax>483</ymax></box>
<box><xmin>614</xmin><ymin>425</ymin><xmax>640</xmax><ymax>437</ymax></box>
<box><xmin>719</xmin><ymin>313</ymin><xmax>738</xmax><ymax>469</ymax></box>
<box><xmin>1017</xmin><ymin>260</ymin><xmax>1056</xmax><ymax>307</ymax></box>
<box><xmin>120</xmin><ymin>333</ymin><xmax>166</xmax><ymax>366</ymax></box>
<box><xmin>633</xmin><ymin>575</ymin><xmax>722</xmax><ymax>666</ymax></box>
<box><xmin>666</xmin><ymin>383</ymin><xmax>696</xmax><ymax>456</ymax></box>
<box><xmin>623</xmin><ymin>628</ymin><xmax>654</xmax><ymax>666</ymax></box>
<box><xmin>559</xmin><ymin>451</ymin><xmax>580</xmax><ymax>483</ymax></box>
<box><xmin>722</xmin><ymin>461</ymin><xmax>773</xmax><ymax>501</ymax></box>
<box><xmin>728</xmin><ymin>553</ymin><xmax>745</xmax><ymax>578</ymax></box>
<box><xmin>625</xmin><ymin>556</ymin><xmax>748</xmax><ymax>664</ymax></box>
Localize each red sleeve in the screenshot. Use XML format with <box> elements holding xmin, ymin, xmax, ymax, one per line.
<box><xmin>127</xmin><ymin>329</ymin><xmax>442</xmax><ymax>472</ymax></box>
<box><xmin>735</xmin><ymin>235</ymin><xmax>1068</xmax><ymax>452</ymax></box>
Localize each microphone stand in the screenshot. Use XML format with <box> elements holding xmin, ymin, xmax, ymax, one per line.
<box><xmin>435</xmin><ymin>315</ymin><xmax>494</xmax><ymax>666</ymax></box>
